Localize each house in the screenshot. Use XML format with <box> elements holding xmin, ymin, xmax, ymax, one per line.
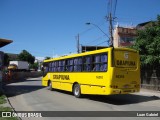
<box><xmin>113</xmin><ymin>26</ymin><xmax>137</xmax><ymax>47</ymax></box>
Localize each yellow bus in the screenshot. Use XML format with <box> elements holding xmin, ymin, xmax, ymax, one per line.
<box><xmin>42</xmin><ymin>47</ymin><xmax>140</xmax><ymax>98</ymax></box>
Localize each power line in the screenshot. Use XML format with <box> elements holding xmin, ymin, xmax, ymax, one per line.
<box><xmin>79</xmin><ymin>28</ymin><xmax>93</xmax><ymax>36</ymax></box>
<box><xmin>79</xmin><ymin>21</ymin><xmax>107</xmax><ymax>36</ymax></box>
<box><xmin>113</xmin><ymin>0</ymin><xmax>117</xmax><ymax>18</ymax></box>
<box><xmin>96</xmin><ymin>40</ymin><xmax>108</xmax><ymax>46</ymax></box>
<box><xmin>110</xmin><ymin>0</ymin><xmax>113</xmax><ymax>14</ymax></box>
<box><xmin>85</xmin><ymin>35</ymin><xmax>108</xmax><ymax>45</ymax></box>
<box><xmin>107</xmin><ymin>0</ymin><xmax>110</xmax><ymax>18</ymax></box>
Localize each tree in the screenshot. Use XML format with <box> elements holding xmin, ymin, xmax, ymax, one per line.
<box><xmin>4</xmin><ymin>53</ymin><xmax>18</xmax><ymax>66</ymax></box>
<box><xmin>45</xmin><ymin>57</ymin><xmax>51</xmax><ymax>60</ymax></box>
<box><xmin>4</xmin><ymin>53</ymin><xmax>9</xmax><ymax>66</ymax></box>
<box><xmin>18</xmin><ymin>50</ymin><xmax>35</xmax><ymax>64</ymax></box>
<box><xmin>131</xmin><ymin>15</ymin><xmax>160</xmax><ymax>69</ymax></box>
<box><xmin>29</xmin><ymin>62</ymin><xmax>38</xmax><ymax>71</ymax></box>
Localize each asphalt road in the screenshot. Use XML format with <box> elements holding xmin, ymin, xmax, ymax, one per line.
<box><xmin>3</xmin><ymin>77</ymin><xmax>160</xmax><ymax>120</ymax></box>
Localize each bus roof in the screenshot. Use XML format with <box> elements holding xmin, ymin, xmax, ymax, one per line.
<box><xmin>43</xmin><ymin>47</ymin><xmax>137</xmax><ymax>63</ymax></box>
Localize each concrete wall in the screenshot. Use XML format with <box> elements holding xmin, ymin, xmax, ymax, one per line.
<box><xmin>3</xmin><ymin>71</ymin><xmax>43</xmax><ymax>82</ymax></box>
<box><xmin>141</xmin><ymin>68</ymin><xmax>160</xmax><ymax>90</ymax></box>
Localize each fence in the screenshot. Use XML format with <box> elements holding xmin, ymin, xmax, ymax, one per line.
<box><xmin>141</xmin><ymin>68</ymin><xmax>160</xmax><ymax>90</ymax></box>
<box><xmin>3</xmin><ymin>71</ymin><xmax>43</xmax><ymax>83</ymax></box>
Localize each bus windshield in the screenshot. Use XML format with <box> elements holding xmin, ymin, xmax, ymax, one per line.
<box><xmin>114</xmin><ymin>49</ymin><xmax>138</xmax><ymax>68</ymax></box>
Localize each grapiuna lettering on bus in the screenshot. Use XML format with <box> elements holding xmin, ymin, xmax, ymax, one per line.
<box><xmin>53</xmin><ymin>75</ymin><xmax>70</xmax><ymax>80</ymax></box>
<box><xmin>117</xmin><ymin>60</ymin><xmax>136</xmax><ymax>66</ymax></box>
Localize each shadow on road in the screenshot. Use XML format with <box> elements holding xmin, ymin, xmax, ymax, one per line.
<box><xmin>4</xmin><ymin>78</ymin><xmax>42</xmax><ymax>84</ymax></box>
<box><xmin>52</xmin><ymin>89</ymin><xmax>160</xmax><ymax>105</ymax></box>
<box><xmin>4</xmin><ymin>85</ymin><xmax>44</xmax><ymax>97</ymax></box>
<box><xmin>85</xmin><ymin>94</ymin><xmax>160</xmax><ymax>105</ymax></box>
<box><xmin>3</xmin><ymin>79</ymin><xmax>44</xmax><ymax>97</ymax></box>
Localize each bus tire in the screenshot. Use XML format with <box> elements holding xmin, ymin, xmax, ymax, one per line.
<box><xmin>48</xmin><ymin>81</ymin><xmax>53</xmax><ymax>91</ymax></box>
<box><xmin>73</xmin><ymin>84</ymin><xmax>81</xmax><ymax>98</ymax></box>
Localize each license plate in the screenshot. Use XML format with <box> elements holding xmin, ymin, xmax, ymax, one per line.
<box><xmin>123</xmin><ymin>84</ymin><xmax>130</xmax><ymax>88</ymax></box>
<box><xmin>123</xmin><ymin>90</ymin><xmax>131</xmax><ymax>92</ymax></box>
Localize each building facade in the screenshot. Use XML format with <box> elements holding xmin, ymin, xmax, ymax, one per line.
<box><xmin>113</xmin><ymin>26</ymin><xmax>137</xmax><ymax>47</ymax></box>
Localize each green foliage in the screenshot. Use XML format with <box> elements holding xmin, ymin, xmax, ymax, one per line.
<box><xmin>18</xmin><ymin>50</ymin><xmax>35</xmax><ymax>64</ymax></box>
<box><xmin>4</xmin><ymin>54</ymin><xmax>9</xmax><ymax>66</ymax></box>
<box><xmin>29</xmin><ymin>62</ymin><xmax>38</xmax><ymax>70</ymax></box>
<box><xmin>131</xmin><ymin>15</ymin><xmax>160</xmax><ymax>69</ymax></box>
<box><xmin>45</xmin><ymin>56</ymin><xmax>51</xmax><ymax>60</ymax></box>
<box><xmin>0</xmin><ymin>107</ymin><xmax>18</xmax><ymax>120</ymax></box>
<box><xmin>0</xmin><ymin>94</ymin><xmax>6</xmax><ymax>104</ymax></box>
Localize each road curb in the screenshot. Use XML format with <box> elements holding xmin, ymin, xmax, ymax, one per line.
<box><xmin>1</xmin><ymin>84</ymin><xmax>22</xmax><ymax>120</ymax></box>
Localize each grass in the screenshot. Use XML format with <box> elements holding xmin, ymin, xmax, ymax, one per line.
<box><xmin>0</xmin><ymin>106</ymin><xmax>18</xmax><ymax>120</ymax></box>
<box><xmin>0</xmin><ymin>94</ymin><xmax>7</xmax><ymax>104</ymax></box>
<box><xmin>0</xmin><ymin>92</ymin><xmax>18</xmax><ymax>120</ymax></box>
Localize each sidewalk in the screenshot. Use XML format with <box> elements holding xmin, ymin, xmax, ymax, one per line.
<box><xmin>139</xmin><ymin>88</ymin><xmax>160</xmax><ymax>97</ymax></box>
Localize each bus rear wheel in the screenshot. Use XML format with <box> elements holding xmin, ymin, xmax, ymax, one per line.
<box><xmin>73</xmin><ymin>84</ymin><xmax>81</xmax><ymax>98</ymax></box>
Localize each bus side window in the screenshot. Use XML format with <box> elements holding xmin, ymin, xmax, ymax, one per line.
<box><xmin>78</xmin><ymin>58</ymin><xmax>82</xmax><ymax>71</ymax></box>
<box><xmin>58</xmin><ymin>61</ymin><xmax>61</xmax><ymax>72</ymax></box>
<box><xmin>49</xmin><ymin>62</ymin><xmax>52</xmax><ymax>72</ymax></box>
<box><xmin>65</xmin><ymin>60</ymin><xmax>68</xmax><ymax>71</ymax></box>
<box><xmin>95</xmin><ymin>55</ymin><xmax>100</xmax><ymax>62</ymax></box>
<box><xmin>83</xmin><ymin>56</ymin><xmax>91</xmax><ymax>71</ymax></box>
<box><xmin>92</xmin><ymin>54</ymin><xmax>108</xmax><ymax>72</ymax></box>
<box><xmin>52</xmin><ymin>62</ymin><xmax>54</xmax><ymax>72</ymax></box>
<box><xmin>101</xmin><ymin>54</ymin><xmax>108</xmax><ymax>62</ymax></box>
<box><xmin>60</xmin><ymin>60</ymin><xmax>65</xmax><ymax>72</ymax></box>
<box><xmin>95</xmin><ymin>64</ymin><xmax>100</xmax><ymax>71</ymax></box>
<box><xmin>53</xmin><ymin>62</ymin><xmax>56</xmax><ymax>72</ymax></box>
<box><xmin>100</xmin><ymin>54</ymin><xmax>108</xmax><ymax>71</ymax></box>
<box><xmin>74</xmin><ymin>57</ymin><xmax>82</xmax><ymax>72</ymax></box>
<box><xmin>44</xmin><ymin>66</ymin><xmax>48</xmax><ymax>72</ymax></box>
<box><xmin>44</xmin><ymin>62</ymin><xmax>49</xmax><ymax>72</ymax></box>
<box><xmin>66</xmin><ymin>59</ymin><xmax>73</xmax><ymax>72</ymax></box>
<box><xmin>55</xmin><ymin>61</ymin><xmax>58</xmax><ymax>72</ymax></box>
<box><xmin>100</xmin><ymin>63</ymin><xmax>107</xmax><ymax>71</ymax></box>
<box><xmin>91</xmin><ymin>56</ymin><xmax>95</xmax><ymax>71</ymax></box>
<box><xmin>95</xmin><ymin>55</ymin><xmax>100</xmax><ymax>71</ymax></box>
<box><xmin>62</xmin><ymin>60</ymin><xmax>65</xmax><ymax>72</ymax></box>
<box><xmin>74</xmin><ymin>58</ymin><xmax>78</xmax><ymax>72</ymax></box>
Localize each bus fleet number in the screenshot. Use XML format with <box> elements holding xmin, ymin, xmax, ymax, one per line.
<box><xmin>96</xmin><ymin>76</ymin><xmax>103</xmax><ymax>79</ymax></box>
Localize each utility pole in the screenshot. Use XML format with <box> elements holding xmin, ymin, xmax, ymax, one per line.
<box><xmin>109</xmin><ymin>13</ymin><xmax>114</xmax><ymax>47</ymax></box>
<box><xmin>76</xmin><ymin>34</ymin><xmax>80</xmax><ymax>53</ymax></box>
<box><xmin>107</xmin><ymin>0</ymin><xmax>117</xmax><ymax>47</ymax></box>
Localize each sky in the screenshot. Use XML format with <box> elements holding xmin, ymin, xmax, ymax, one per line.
<box><xmin>0</xmin><ymin>0</ymin><xmax>160</xmax><ymax>59</ymax></box>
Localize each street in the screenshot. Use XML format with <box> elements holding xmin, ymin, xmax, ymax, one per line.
<box><xmin>3</xmin><ymin>77</ymin><xmax>160</xmax><ymax>120</ymax></box>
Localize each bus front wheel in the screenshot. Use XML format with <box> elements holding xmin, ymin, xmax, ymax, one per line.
<box><xmin>73</xmin><ymin>84</ymin><xmax>81</xmax><ymax>98</ymax></box>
